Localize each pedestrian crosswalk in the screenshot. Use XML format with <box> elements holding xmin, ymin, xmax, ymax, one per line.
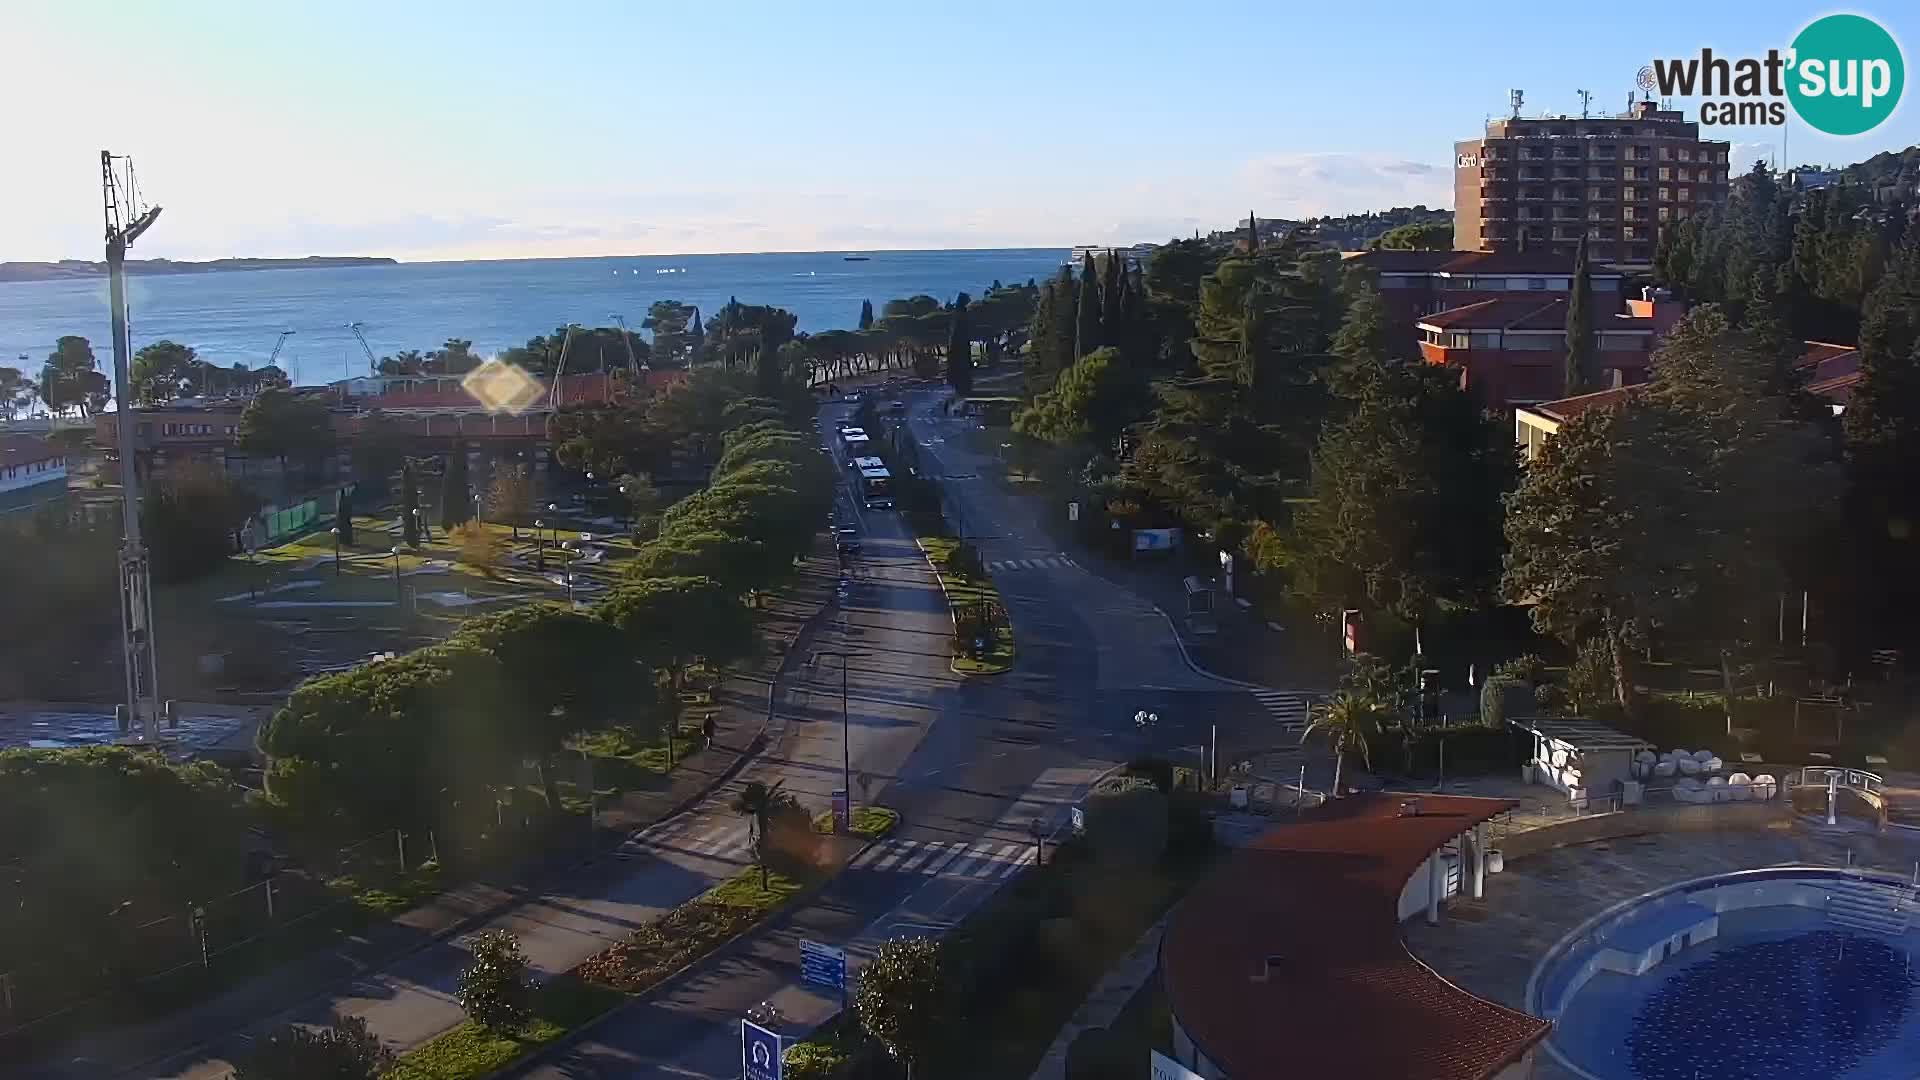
<box><xmin>1251</xmin><ymin>687</ymin><xmax>1312</xmax><ymax>732</ymax></box>
<box><xmin>986</xmin><ymin>555</ymin><xmax>1076</xmax><ymax>573</ymax></box>
<box><xmin>848</xmin><ymin>836</ymin><xmax>1038</xmax><ymax>882</ymax></box>
<box><xmin>617</xmin><ymin>814</ymin><xmax>752</xmax><ymax>862</ymax></box>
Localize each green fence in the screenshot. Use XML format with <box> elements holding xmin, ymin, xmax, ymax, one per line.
<box><xmin>251</xmin><ymin>482</ymin><xmax>355</xmax><ymax>546</ymax></box>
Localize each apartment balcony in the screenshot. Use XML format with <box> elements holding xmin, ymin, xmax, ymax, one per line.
<box><xmin>1551</xmin><ymin>190</ymin><xmax>1581</xmax><ymax>202</ymax></box>
<box><xmin>1519</xmin><ymin>189</ymin><xmax>1546</xmax><ymax>202</ymax></box>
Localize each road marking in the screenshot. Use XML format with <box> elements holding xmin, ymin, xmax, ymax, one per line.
<box><xmin>1250</xmin><ymin>688</ymin><xmax>1312</xmax><ymax>731</ymax></box>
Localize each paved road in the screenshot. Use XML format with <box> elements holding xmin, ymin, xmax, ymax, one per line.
<box><xmin>497</xmin><ymin>388</ymin><xmax>1327</xmax><ymax>1078</ymax></box>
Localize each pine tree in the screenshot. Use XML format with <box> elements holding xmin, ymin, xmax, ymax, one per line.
<box><xmin>1564</xmin><ymin>236</ymin><xmax>1595</xmax><ymax>395</ymax></box>
<box><xmin>859</xmin><ymin>299</ymin><xmax>874</xmax><ymax>330</ymax></box>
<box><xmin>440</xmin><ymin>446</ymin><xmax>472</xmax><ymax>529</ymax></box>
<box><xmin>1100</xmin><ymin>251</ymin><xmax>1125</xmax><ymax>346</ymax></box>
<box><xmin>688</xmin><ymin>308</ymin><xmax>704</xmax><ymax>367</ymax></box>
<box><xmin>1075</xmin><ymin>253</ymin><xmax>1103</xmax><ymax>359</ymax></box>
<box><xmin>946</xmin><ymin>293</ymin><xmax>973</xmax><ymax>396</ymax></box>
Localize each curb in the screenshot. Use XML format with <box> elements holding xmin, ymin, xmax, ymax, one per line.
<box><xmin>913</xmin><ymin>536</ymin><xmax>1014</xmax><ymax>678</ymax></box>
<box><xmin>476</xmin><ymin>827</ymin><xmax>899</xmax><ymax>1080</ymax></box>
<box><xmin>88</xmin><ymin>549</ymin><xmax>845</xmax><ymax>1080</ymax></box>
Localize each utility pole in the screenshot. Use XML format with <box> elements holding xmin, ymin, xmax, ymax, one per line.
<box><xmin>102</xmin><ymin>150</ymin><xmax>164</xmax><ymax>743</ymax></box>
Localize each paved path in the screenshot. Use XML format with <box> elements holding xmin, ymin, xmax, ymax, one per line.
<box><xmin>23</xmin><ymin>544</ymin><xmax>842</xmax><ymax>1080</ymax></box>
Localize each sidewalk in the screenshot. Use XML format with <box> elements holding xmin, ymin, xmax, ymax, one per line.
<box><xmin>23</xmin><ymin>539</ymin><xmax>843</xmax><ymax>1080</ymax></box>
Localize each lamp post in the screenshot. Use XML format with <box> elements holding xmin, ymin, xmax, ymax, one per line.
<box><xmin>811</xmin><ymin>649</ymin><xmax>861</xmax><ymax>833</ymax></box>
<box><xmin>390</xmin><ymin>545</ymin><xmax>404</xmax><ymax>605</ymax></box>
<box><xmin>330</xmin><ymin>527</ymin><xmax>341</xmax><ymax>577</ymax></box>
<box><xmin>560</xmin><ymin>541</ymin><xmax>575</xmax><ymax>605</ymax></box>
<box><xmin>534</xmin><ymin>518</ymin><xmax>547</xmax><ymax>570</ymax></box>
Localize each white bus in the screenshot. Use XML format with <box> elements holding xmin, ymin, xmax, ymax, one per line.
<box><xmin>842</xmin><ymin>433</ymin><xmax>871</xmax><ymax>462</ymax></box>
<box><xmin>858</xmin><ymin>466</ymin><xmax>893</xmax><ymax>510</ymax></box>
<box><xmin>851</xmin><ymin>455</ymin><xmax>886</xmax><ymax>472</ymax></box>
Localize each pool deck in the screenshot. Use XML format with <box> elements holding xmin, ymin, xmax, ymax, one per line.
<box><xmin>1404</xmin><ymin>820</ymin><xmax>1920</xmax><ymax>1078</ymax></box>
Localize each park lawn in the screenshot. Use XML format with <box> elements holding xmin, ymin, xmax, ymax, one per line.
<box><xmin>382</xmin><ymin>974</ymin><xmax>623</xmax><ymax>1080</ymax></box>
<box><xmin>569</xmin><ymin>722</ymin><xmax>705</xmax><ymax>790</ymax></box>
<box><xmin>812</xmin><ymin>805</ymin><xmax>900</xmax><ymax>839</ymax></box>
<box><xmin>918</xmin><ymin>535</ymin><xmax>1015</xmax><ymax>676</ymax></box>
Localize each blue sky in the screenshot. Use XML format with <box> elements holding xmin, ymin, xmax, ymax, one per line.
<box><xmin>6</xmin><ymin>1</ymin><xmax>1917</xmax><ymax>261</ymax></box>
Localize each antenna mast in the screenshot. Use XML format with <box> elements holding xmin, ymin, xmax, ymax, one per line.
<box><xmin>1577</xmin><ymin>89</ymin><xmax>1593</xmax><ymax>118</ymax></box>
<box><xmin>101</xmin><ymin>150</ymin><xmax>164</xmax><ymax>744</ymax></box>
<box><xmin>1509</xmin><ymin>89</ymin><xmax>1525</xmax><ymax>120</ymax></box>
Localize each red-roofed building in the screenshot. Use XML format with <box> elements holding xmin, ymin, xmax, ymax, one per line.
<box><xmin>0</xmin><ymin>434</ymin><xmax>70</xmax><ymax>522</ymax></box>
<box><xmin>1415</xmin><ymin>292</ymin><xmax>1682</xmax><ymax>406</ymax></box>
<box><xmin>1342</xmin><ymin>249</ymin><xmax>1631</xmax><ymax>361</ymax></box>
<box><xmin>1161</xmin><ymin>793</ymin><xmax>1549</xmax><ymax>1079</ymax></box>
<box><xmin>1514</xmin><ymin>340</ymin><xmax>1863</xmax><ymax>459</ymax></box>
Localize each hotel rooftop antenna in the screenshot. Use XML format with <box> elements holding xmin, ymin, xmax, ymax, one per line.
<box><xmin>101</xmin><ymin>150</ymin><xmax>164</xmax><ymax>744</ymax></box>
<box><xmin>1577</xmin><ymin>89</ymin><xmax>1593</xmax><ymax>119</ymax></box>
<box><xmin>1509</xmin><ymin>89</ymin><xmax>1525</xmax><ymax>120</ymax></box>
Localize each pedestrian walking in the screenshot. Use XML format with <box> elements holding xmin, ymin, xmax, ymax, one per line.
<box><xmin>702</xmin><ymin>714</ymin><xmax>717</xmax><ymax>749</ymax></box>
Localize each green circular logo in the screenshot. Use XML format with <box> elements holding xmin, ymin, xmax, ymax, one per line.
<box><xmin>1788</xmin><ymin>14</ymin><xmax>1904</xmax><ymax>136</ymax></box>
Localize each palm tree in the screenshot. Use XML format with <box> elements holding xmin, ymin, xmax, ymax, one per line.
<box><xmin>1300</xmin><ymin>691</ymin><xmax>1383</xmax><ymax>799</ymax></box>
<box><xmin>731</xmin><ymin>779</ymin><xmax>787</xmax><ymax>889</ymax></box>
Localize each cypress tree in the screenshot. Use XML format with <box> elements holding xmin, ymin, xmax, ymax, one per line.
<box><xmin>401</xmin><ymin>459</ymin><xmax>421</xmax><ymax>546</ymax></box>
<box><xmin>335</xmin><ymin>484</ymin><xmax>355</xmax><ymax>547</ymax></box>
<box><xmin>1564</xmin><ymin>236</ymin><xmax>1595</xmax><ymax>395</ymax></box>
<box><xmin>1101</xmin><ymin>251</ymin><xmax>1125</xmax><ymax>346</ymax></box>
<box><xmin>859</xmin><ymin>299</ymin><xmax>874</xmax><ymax>330</ymax></box>
<box><xmin>687</xmin><ymin>308</ymin><xmax>704</xmax><ymax>367</ymax></box>
<box><xmin>1245</xmin><ymin>212</ymin><xmax>1259</xmax><ymax>253</ymax></box>
<box><xmin>1075</xmin><ymin>253</ymin><xmax>1103</xmax><ymax>359</ymax></box>
<box><xmin>946</xmin><ymin>293</ymin><xmax>974</xmax><ymax>396</ymax></box>
<box><xmin>440</xmin><ymin>446</ymin><xmax>472</xmax><ymax>529</ymax></box>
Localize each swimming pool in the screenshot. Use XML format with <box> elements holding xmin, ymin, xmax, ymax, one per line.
<box><xmin>1529</xmin><ymin>867</ymin><xmax>1920</xmax><ymax>1080</ymax></box>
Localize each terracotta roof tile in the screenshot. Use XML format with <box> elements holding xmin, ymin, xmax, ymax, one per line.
<box><xmin>1162</xmin><ymin>794</ymin><xmax>1549</xmax><ymax>1080</ymax></box>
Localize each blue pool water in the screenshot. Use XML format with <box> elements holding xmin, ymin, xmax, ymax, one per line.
<box><xmin>1540</xmin><ymin>874</ymin><xmax>1920</xmax><ymax>1080</ymax></box>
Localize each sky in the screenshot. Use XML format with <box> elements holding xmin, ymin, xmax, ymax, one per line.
<box><xmin>6</xmin><ymin>1</ymin><xmax>1919</xmax><ymax>263</ymax></box>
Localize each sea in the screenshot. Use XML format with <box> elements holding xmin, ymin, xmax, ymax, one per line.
<box><xmin>0</xmin><ymin>248</ymin><xmax>1067</xmax><ymax>386</ymax></box>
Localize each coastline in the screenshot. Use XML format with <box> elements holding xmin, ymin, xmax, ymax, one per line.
<box><xmin>0</xmin><ymin>256</ymin><xmax>398</xmax><ymax>283</ymax></box>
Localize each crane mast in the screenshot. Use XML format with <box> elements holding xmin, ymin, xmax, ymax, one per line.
<box><xmin>102</xmin><ymin>150</ymin><xmax>164</xmax><ymax>743</ymax></box>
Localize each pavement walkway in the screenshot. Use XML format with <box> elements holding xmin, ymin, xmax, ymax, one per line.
<box><xmin>22</xmin><ymin>539</ymin><xmax>843</xmax><ymax>1080</ymax></box>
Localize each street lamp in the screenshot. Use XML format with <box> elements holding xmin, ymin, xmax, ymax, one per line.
<box><xmin>560</xmin><ymin>541</ymin><xmax>576</xmax><ymax>605</ymax></box>
<box><xmin>390</xmin><ymin>545</ymin><xmax>404</xmax><ymax>605</ymax></box>
<box><xmin>810</xmin><ymin>649</ymin><xmax>862</xmax><ymax>833</ymax></box>
<box><xmin>330</xmin><ymin>526</ymin><xmax>341</xmax><ymax>577</ymax></box>
<box><xmin>534</xmin><ymin>518</ymin><xmax>547</xmax><ymax>570</ymax></box>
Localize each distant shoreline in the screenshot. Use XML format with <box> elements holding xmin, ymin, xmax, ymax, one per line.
<box><xmin>0</xmin><ymin>256</ymin><xmax>399</xmax><ymax>283</ymax></box>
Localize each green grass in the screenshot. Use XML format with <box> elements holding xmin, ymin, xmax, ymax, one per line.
<box><xmin>383</xmin><ymin>974</ymin><xmax>622</xmax><ymax>1080</ymax></box>
<box><xmin>812</xmin><ymin>805</ymin><xmax>901</xmax><ymax>839</ymax></box>
<box><xmin>571</xmin><ymin>722</ymin><xmax>705</xmax><ymax>789</ymax></box>
<box><xmin>703</xmin><ymin>868</ymin><xmax>805</xmax><ymax>909</ymax></box>
<box><xmin>918</xmin><ymin>535</ymin><xmax>1016</xmax><ymax>675</ymax></box>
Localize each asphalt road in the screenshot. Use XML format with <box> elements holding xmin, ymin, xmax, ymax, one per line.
<box><xmin>497</xmin><ymin>389</ymin><xmax>1320</xmax><ymax>1078</ymax></box>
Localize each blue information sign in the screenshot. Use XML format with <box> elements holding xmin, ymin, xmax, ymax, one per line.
<box><xmin>800</xmin><ymin>938</ymin><xmax>847</xmax><ymax>990</ymax></box>
<box><xmin>743</xmin><ymin>1018</ymin><xmax>782</xmax><ymax>1080</ymax></box>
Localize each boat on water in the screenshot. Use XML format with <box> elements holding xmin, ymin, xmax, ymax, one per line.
<box><xmin>843</xmin><ymin>255</ymin><xmax>870</xmax><ymax>261</ymax></box>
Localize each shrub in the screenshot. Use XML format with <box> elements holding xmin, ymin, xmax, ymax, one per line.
<box><xmin>1479</xmin><ymin>677</ymin><xmax>1537</xmax><ymax>727</ymax></box>
<box><xmin>1493</xmin><ymin>653</ymin><xmax>1548</xmax><ymax>686</ymax></box>
<box><xmin>1124</xmin><ymin>756</ymin><xmax>1174</xmax><ymax>793</ymax></box>
<box><xmin>1083</xmin><ymin>776</ymin><xmax>1167</xmax><ymax>867</ymax></box>
<box><xmin>233</xmin><ymin>1015</ymin><xmax>395</xmax><ymax>1080</ymax></box>
<box><xmin>783</xmin><ymin>1041</ymin><xmax>852</xmax><ymax>1080</ymax></box>
<box><xmin>451</xmin><ymin>521</ymin><xmax>504</xmax><ymax>575</ymax></box>
<box><xmin>456</xmin><ymin>929</ymin><xmax>531</xmax><ymax>1032</ymax></box>
<box><xmin>1565</xmin><ymin>637</ymin><xmax>1615</xmax><ymax>715</ymax></box>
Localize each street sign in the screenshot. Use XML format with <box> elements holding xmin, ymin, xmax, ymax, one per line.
<box><xmin>1067</xmin><ymin>500</ymin><xmax>1080</xmax><ymax>522</ymax></box>
<box><xmin>1151</xmin><ymin>1050</ymin><xmax>1203</xmax><ymax>1080</ymax></box>
<box><xmin>1070</xmin><ymin>806</ymin><xmax>1086</xmax><ymax>835</ymax></box>
<box><xmin>799</xmin><ymin>939</ymin><xmax>847</xmax><ymax>990</ymax></box>
<box><xmin>743</xmin><ymin>1019</ymin><xmax>783</xmax><ymax>1080</ymax></box>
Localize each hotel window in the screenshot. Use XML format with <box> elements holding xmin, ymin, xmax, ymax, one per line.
<box><xmin>1678</xmin><ymin>147</ymin><xmax>1693</xmax><ymax>162</ymax></box>
<box><xmin>1678</xmin><ymin>187</ymin><xmax>1690</xmax><ymax>202</ymax></box>
<box><xmin>1659</xmin><ymin>146</ymin><xmax>1673</xmax><ymax>160</ymax></box>
<box><xmin>1448</xmin><ymin>332</ymin><xmax>1471</xmax><ymax>349</ymax></box>
<box><xmin>1658</xmin><ymin>187</ymin><xmax>1671</xmax><ymax>202</ymax></box>
<box><xmin>1471</xmin><ymin>331</ymin><xmax>1502</xmax><ymax>348</ymax></box>
<box><xmin>1506</xmin><ymin>334</ymin><xmax>1559</xmax><ymax>351</ymax></box>
<box><xmin>1658</xmin><ymin>206</ymin><xmax>1671</xmax><ymax>221</ymax></box>
<box><xmin>1658</xmin><ymin>167</ymin><xmax>1670</xmax><ymax>181</ymax></box>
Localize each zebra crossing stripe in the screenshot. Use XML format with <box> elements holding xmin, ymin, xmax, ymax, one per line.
<box><xmin>981</xmin><ymin>844</ymin><xmax>1024</xmax><ymax>878</ymax></box>
<box><xmin>898</xmin><ymin>843</ymin><xmax>946</xmax><ymax>873</ymax></box>
<box><xmin>871</xmin><ymin>843</ymin><xmax>916</xmax><ymax>872</ymax></box>
<box><xmin>920</xmin><ymin>843</ymin><xmax>966</xmax><ymax>876</ymax></box>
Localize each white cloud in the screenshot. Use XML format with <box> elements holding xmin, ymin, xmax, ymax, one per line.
<box><xmin>1236</xmin><ymin>152</ymin><xmax>1454</xmax><ymax>218</ymax></box>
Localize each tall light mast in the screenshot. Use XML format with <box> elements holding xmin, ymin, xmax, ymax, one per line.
<box><xmin>102</xmin><ymin>150</ymin><xmax>163</xmax><ymax>743</ymax></box>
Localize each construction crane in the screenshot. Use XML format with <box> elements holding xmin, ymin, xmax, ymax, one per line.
<box><xmin>268</xmin><ymin>329</ymin><xmax>297</xmax><ymax>369</ymax></box>
<box><xmin>346</xmin><ymin>322</ymin><xmax>380</xmax><ymax>375</ymax></box>
<box><xmin>610</xmin><ymin>313</ymin><xmax>648</xmax><ymax>378</ymax></box>
<box><xmin>101</xmin><ymin>150</ymin><xmax>164</xmax><ymax>743</ymax></box>
<box><xmin>549</xmin><ymin>323</ymin><xmax>582</xmax><ymax>408</ymax></box>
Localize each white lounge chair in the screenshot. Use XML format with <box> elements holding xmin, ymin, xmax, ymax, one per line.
<box><xmin>1707</xmin><ymin>775</ymin><xmax>1730</xmax><ymax>802</ymax></box>
<box><xmin>1677</xmin><ymin>757</ymin><xmax>1702</xmax><ymax>776</ymax></box>
<box><xmin>1653</xmin><ymin>759</ymin><xmax>1677</xmax><ymax>778</ymax></box>
<box><xmin>1693</xmin><ymin>749</ymin><xmax>1716</xmax><ymax>763</ymax></box>
<box><xmin>1674</xmin><ymin>777</ymin><xmax>1704</xmax><ymax>803</ymax></box>
<box><xmin>1702</xmin><ymin>756</ymin><xmax>1724</xmax><ymax>773</ymax></box>
<box><xmin>1727</xmin><ymin>772</ymin><xmax>1753</xmax><ymax>800</ymax></box>
<box><xmin>1753</xmin><ymin>774</ymin><xmax>1777</xmax><ymax>800</ymax></box>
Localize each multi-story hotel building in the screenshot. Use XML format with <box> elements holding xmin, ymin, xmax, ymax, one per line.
<box><xmin>1453</xmin><ymin>100</ymin><xmax>1731</xmax><ymax>269</ymax></box>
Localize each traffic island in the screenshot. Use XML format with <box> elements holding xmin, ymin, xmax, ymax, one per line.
<box><xmin>917</xmin><ymin>535</ymin><xmax>1015</xmax><ymax>676</ymax></box>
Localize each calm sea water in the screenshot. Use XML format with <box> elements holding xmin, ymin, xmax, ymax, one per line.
<box><xmin>0</xmin><ymin>248</ymin><xmax>1065</xmax><ymax>385</ymax></box>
